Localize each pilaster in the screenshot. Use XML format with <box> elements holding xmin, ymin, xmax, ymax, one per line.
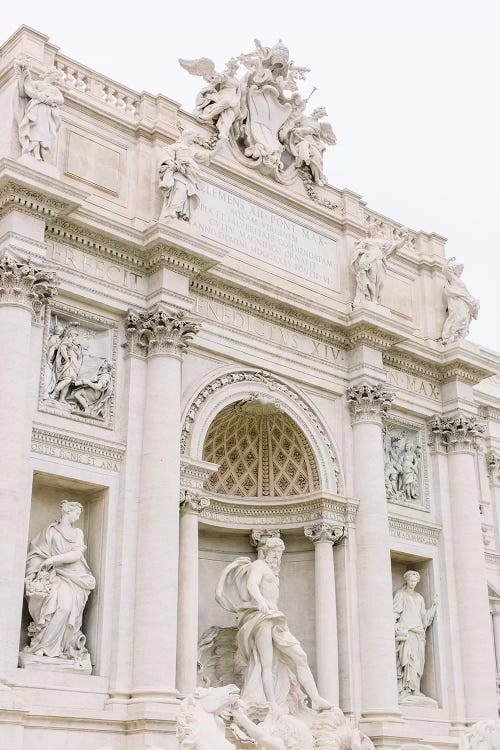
<box><xmin>0</xmin><ymin>251</ymin><xmax>57</xmax><ymax>694</ymax></box>
<box><xmin>429</xmin><ymin>411</ymin><xmax>497</xmax><ymax>720</ymax></box>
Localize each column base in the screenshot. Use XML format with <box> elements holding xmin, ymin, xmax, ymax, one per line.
<box><xmin>128</xmin><ymin>688</ymin><xmax>180</xmax><ymax>709</ymax></box>
<box><xmin>359</xmin><ymin>710</ymin><xmax>405</xmax><ymax>742</ymax></box>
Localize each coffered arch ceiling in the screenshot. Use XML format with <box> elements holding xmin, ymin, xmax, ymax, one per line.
<box><xmin>202</xmin><ymin>398</ymin><xmax>320</xmax><ymax>498</ymax></box>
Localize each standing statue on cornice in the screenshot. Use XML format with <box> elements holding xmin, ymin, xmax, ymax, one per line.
<box><xmin>286</xmin><ymin>107</ymin><xmax>336</xmax><ymax>186</ymax></box>
<box><xmin>179</xmin><ymin>57</ymin><xmax>242</xmax><ymax>140</ymax></box>
<box><xmin>351</xmin><ymin>223</ymin><xmax>410</xmax><ymax>307</ymax></box>
<box><xmin>440</xmin><ymin>257</ymin><xmax>479</xmax><ymax>345</ymax></box>
<box><xmin>14</xmin><ymin>55</ymin><xmax>64</xmax><ymax>162</ymax></box>
<box><xmin>178</xmin><ymin>39</ymin><xmax>336</xmax><ymax>189</ymax></box>
<box><xmin>158</xmin><ymin>129</ymin><xmax>211</xmax><ymax>222</ymax></box>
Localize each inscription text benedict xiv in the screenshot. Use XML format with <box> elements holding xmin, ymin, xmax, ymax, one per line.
<box><xmin>193</xmin><ymin>182</ymin><xmax>336</xmax><ymax>287</ymax></box>
<box><xmin>194</xmin><ymin>296</ymin><xmax>344</xmax><ymax>364</ymax></box>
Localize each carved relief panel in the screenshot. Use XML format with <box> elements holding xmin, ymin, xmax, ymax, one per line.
<box><xmin>383</xmin><ymin>422</ymin><xmax>429</xmax><ymax>510</ymax></box>
<box><xmin>39</xmin><ymin>304</ymin><xmax>117</xmax><ymax>428</ymax></box>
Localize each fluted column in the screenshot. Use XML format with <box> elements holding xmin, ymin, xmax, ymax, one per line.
<box><xmin>430</xmin><ymin>414</ymin><xmax>498</xmax><ymax>720</ymax></box>
<box><xmin>346</xmin><ymin>383</ymin><xmax>400</xmax><ymax>721</ymax></box>
<box><xmin>304</xmin><ymin>522</ymin><xmax>344</xmax><ymax>704</ymax></box>
<box><xmin>0</xmin><ymin>252</ymin><xmax>58</xmax><ymax>683</ymax></box>
<box><xmin>491</xmin><ymin>603</ymin><xmax>500</xmax><ymax>678</ymax></box>
<box><xmin>128</xmin><ymin>307</ymin><xmax>199</xmax><ymax>705</ymax></box>
<box><xmin>176</xmin><ymin>491</ymin><xmax>210</xmax><ymax>695</ymax></box>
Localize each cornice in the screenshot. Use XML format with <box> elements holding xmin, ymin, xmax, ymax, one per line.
<box><xmin>31</xmin><ymin>424</ymin><xmax>125</xmax><ymax>471</ymax></box>
<box><xmin>479</xmin><ymin>405</ymin><xmax>500</xmax><ymax>424</ymax></box>
<box><xmin>388</xmin><ymin>515</ymin><xmax>441</xmax><ymax>546</ymax></box>
<box><xmin>0</xmin><ymin>159</ymin><xmax>89</xmax><ymax>218</ymax></box>
<box><xmin>190</xmin><ymin>277</ymin><xmax>348</xmax><ymax>349</ymax></box>
<box><xmin>197</xmin><ymin>491</ymin><xmax>358</xmax><ymax>530</ymax></box>
<box><xmin>383</xmin><ymin>352</ymin><xmax>441</xmax><ymax>384</ymax></box>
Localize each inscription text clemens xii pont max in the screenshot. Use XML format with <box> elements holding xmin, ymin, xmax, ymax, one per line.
<box><xmin>193</xmin><ymin>182</ymin><xmax>336</xmax><ymax>287</ymax></box>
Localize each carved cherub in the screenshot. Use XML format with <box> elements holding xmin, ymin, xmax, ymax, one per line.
<box><xmin>179</xmin><ymin>57</ymin><xmax>242</xmax><ymax>140</ymax></box>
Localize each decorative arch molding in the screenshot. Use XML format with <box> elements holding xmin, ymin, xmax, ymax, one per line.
<box><xmin>181</xmin><ymin>368</ymin><xmax>344</xmax><ymax>493</ymax></box>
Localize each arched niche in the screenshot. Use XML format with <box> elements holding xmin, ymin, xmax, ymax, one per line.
<box><xmin>181</xmin><ymin>368</ymin><xmax>343</xmax><ymax>495</ymax></box>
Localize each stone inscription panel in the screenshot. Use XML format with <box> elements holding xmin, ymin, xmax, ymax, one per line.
<box><xmin>193</xmin><ymin>182</ymin><xmax>336</xmax><ymax>287</ymax></box>
<box><xmin>194</xmin><ymin>295</ymin><xmax>345</xmax><ymax>365</ymax></box>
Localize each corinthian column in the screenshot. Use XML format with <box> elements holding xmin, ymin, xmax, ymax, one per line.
<box><xmin>346</xmin><ymin>383</ymin><xmax>400</xmax><ymax>721</ymax></box>
<box><xmin>128</xmin><ymin>307</ymin><xmax>199</xmax><ymax>706</ymax></box>
<box><xmin>430</xmin><ymin>414</ymin><xmax>498</xmax><ymax>720</ymax></box>
<box><xmin>304</xmin><ymin>522</ymin><xmax>344</xmax><ymax>704</ymax></box>
<box><xmin>0</xmin><ymin>252</ymin><xmax>58</xmax><ymax>681</ymax></box>
<box><xmin>176</xmin><ymin>491</ymin><xmax>210</xmax><ymax>695</ymax></box>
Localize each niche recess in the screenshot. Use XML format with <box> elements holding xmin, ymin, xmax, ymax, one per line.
<box><xmin>20</xmin><ymin>471</ymin><xmax>109</xmax><ymax>676</ymax></box>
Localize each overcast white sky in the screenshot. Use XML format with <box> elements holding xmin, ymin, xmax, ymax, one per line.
<box><xmin>4</xmin><ymin>1</ymin><xmax>500</xmax><ymax>351</ymax></box>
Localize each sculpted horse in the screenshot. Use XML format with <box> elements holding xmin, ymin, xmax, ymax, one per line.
<box><xmin>176</xmin><ymin>684</ymin><xmax>240</xmax><ymax>750</ymax></box>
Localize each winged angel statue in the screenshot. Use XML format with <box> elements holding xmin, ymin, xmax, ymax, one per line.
<box><xmin>179</xmin><ymin>39</ymin><xmax>336</xmax><ymax>185</ymax></box>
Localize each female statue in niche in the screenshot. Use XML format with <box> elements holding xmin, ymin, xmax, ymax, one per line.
<box><xmin>23</xmin><ymin>500</ymin><xmax>96</xmax><ymax>668</ymax></box>
<box><xmin>393</xmin><ymin>570</ymin><xmax>438</xmax><ymax>701</ymax></box>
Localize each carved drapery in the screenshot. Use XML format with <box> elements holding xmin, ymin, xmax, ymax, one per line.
<box><xmin>429</xmin><ymin>414</ymin><xmax>485</xmax><ymax>454</ymax></box>
<box><xmin>0</xmin><ymin>251</ymin><xmax>58</xmax><ymax>313</ymax></box>
<box><xmin>126</xmin><ymin>307</ymin><xmax>200</xmax><ymax>357</ymax></box>
<box><xmin>346</xmin><ymin>382</ymin><xmax>394</xmax><ymax>424</ymax></box>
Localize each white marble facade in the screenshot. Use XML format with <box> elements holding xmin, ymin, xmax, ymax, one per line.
<box><xmin>0</xmin><ymin>24</ymin><xmax>499</xmax><ymax>750</ymax></box>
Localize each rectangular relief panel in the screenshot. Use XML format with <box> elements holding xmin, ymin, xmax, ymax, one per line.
<box><xmin>64</xmin><ymin>129</ymin><xmax>125</xmax><ymax>198</ymax></box>
<box><xmin>39</xmin><ymin>303</ymin><xmax>118</xmax><ymax>429</ymax></box>
<box><xmin>383</xmin><ymin>421</ymin><xmax>430</xmax><ymax>511</ymax></box>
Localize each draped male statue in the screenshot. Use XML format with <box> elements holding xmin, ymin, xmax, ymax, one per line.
<box><xmin>215</xmin><ymin>536</ymin><xmax>331</xmax><ymax>710</ymax></box>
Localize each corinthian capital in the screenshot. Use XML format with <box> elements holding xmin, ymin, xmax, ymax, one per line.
<box><xmin>429</xmin><ymin>413</ymin><xmax>485</xmax><ymax>454</ymax></box>
<box><xmin>346</xmin><ymin>382</ymin><xmax>394</xmax><ymax>424</ymax></box>
<box><xmin>0</xmin><ymin>251</ymin><xmax>58</xmax><ymax>313</ymax></box>
<box><xmin>304</xmin><ymin>522</ymin><xmax>345</xmax><ymax>544</ymax></box>
<box><xmin>126</xmin><ymin>307</ymin><xmax>200</xmax><ymax>357</ymax></box>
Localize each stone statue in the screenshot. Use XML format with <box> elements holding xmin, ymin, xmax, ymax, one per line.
<box><xmin>463</xmin><ymin>720</ymin><xmax>500</xmax><ymax>750</ymax></box>
<box><xmin>179</xmin><ymin>39</ymin><xmax>336</xmax><ymax>187</ymax></box>
<box><xmin>14</xmin><ymin>55</ymin><xmax>64</xmax><ymax>161</ymax></box>
<box><xmin>215</xmin><ymin>536</ymin><xmax>332</xmax><ymax>710</ymax></box>
<box><xmin>70</xmin><ymin>360</ymin><xmax>113</xmax><ymax>418</ymax></box>
<box><xmin>440</xmin><ymin>257</ymin><xmax>479</xmax><ymax>345</ymax></box>
<box><xmin>23</xmin><ymin>500</ymin><xmax>96</xmax><ymax>670</ymax></box>
<box><xmin>232</xmin><ymin>703</ymin><xmax>314</xmax><ymax>750</ymax></box>
<box><xmin>46</xmin><ymin>322</ymin><xmax>84</xmax><ymax>403</ymax></box>
<box><xmin>287</xmin><ymin>107</ymin><xmax>336</xmax><ymax>186</ymax></box>
<box><xmin>158</xmin><ymin>129</ymin><xmax>211</xmax><ymax>222</ymax></box>
<box><xmin>384</xmin><ymin>432</ymin><xmax>422</xmax><ymax>503</ymax></box>
<box><xmin>393</xmin><ymin>571</ymin><xmax>437</xmax><ymax>701</ymax></box>
<box><xmin>351</xmin><ymin>224</ymin><xmax>410</xmax><ymax>307</ymax></box>
<box><xmin>176</xmin><ymin>684</ymin><xmax>241</xmax><ymax>750</ymax></box>
<box><xmin>179</xmin><ymin>57</ymin><xmax>242</xmax><ymax>140</ymax></box>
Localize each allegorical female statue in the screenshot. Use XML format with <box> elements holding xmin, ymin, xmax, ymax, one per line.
<box><xmin>440</xmin><ymin>257</ymin><xmax>479</xmax><ymax>344</ymax></box>
<box><xmin>23</xmin><ymin>500</ymin><xmax>96</xmax><ymax>668</ymax></box>
<box><xmin>393</xmin><ymin>570</ymin><xmax>438</xmax><ymax>701</ymax></box>
<box><xmin>158</xmin><ymin>129</ymin><xmax>211</xmax><ymax>222</ymax></box>
<box><xmin>14</xmin><ymin>55</ymin><xmax>64</xmax><ymax>162</ymax></box>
